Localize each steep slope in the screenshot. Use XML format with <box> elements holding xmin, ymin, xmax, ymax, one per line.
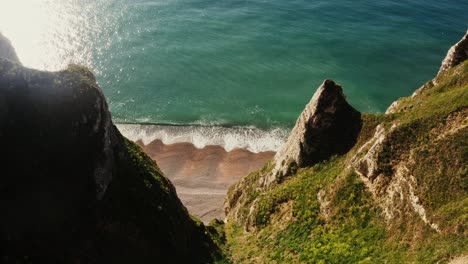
<box><xmin>225</xmin><ymin>79</ymin><xmax>362</xmax><ymax>229</ymax></box>
<box><xmin>0</xmin><ymin>33</ymin><xmax>20</xmax><ymax>64</ymax></box>
<box><xmin>437</xmin><ymin>31</ymin><xmax>468</xmax><ymax>77</ymax></box>
<box><xmin>225</xmin><ymin>33</ymin><xmax>467</xmax><ymax>263</ymax></box>
<box><xmin>0</xmin><ymin>36</ymin><xmax>222</xmax><ymax>263</ymax></box>
<box><xmin>272</xmin><ymin>79</ymin><xmax>361</xmax><ymax>183</ymax></box>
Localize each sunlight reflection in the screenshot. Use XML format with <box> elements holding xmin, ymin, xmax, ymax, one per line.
<box><xmin>0</xmin><ymin>0</ymin><xmax>94</xmax><ymax>71</ymax></box>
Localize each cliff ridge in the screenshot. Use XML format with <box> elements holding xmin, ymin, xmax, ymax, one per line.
<box><xmin>0</xmin><ymin>35</ymin><xmax>222</xmax><ymax>263</ymax></box>
<box><xmin>225</xmin><ymin>32</ymin><xmax>468</xmax><ymax>263</ymax></box>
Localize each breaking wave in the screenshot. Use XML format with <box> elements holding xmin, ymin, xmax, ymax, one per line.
<box><xmin>116</xmin><ymin>123</ymin><xmax>288</xmax><ymax>153</ymax></box>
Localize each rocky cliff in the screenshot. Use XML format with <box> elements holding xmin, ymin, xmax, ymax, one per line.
<box><xmin>0</xmin><ymin>33</ymin><xmax>20</xmax><ymax>64</ymax></box>
<box><xmin>225</xmin><ymin>32</ymin><xmax>468</xmax><ymax>263</ymax></box>
<box><xmin>271</xmin><ymin>79</ymin><xmax>361</xmax><ymax>184</ymax></box>
<box><xmin>225</xmin><ymin>79</ymin><xmax>362</xmax><ymax>227</ymax></box>
<box><xmin>437</xmin><ymin>30</ymin><xmax>468</xmax><ymax>78</ymax></box>
<box><xmin>0</xmin><ymin>35</ymin><xmax>221</xmax><ymax>263</ymax></box>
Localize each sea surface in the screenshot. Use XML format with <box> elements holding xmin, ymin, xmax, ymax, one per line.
<box><xmin>1</xmin><ymin>0</ymin><xmax>467</xmax><ymax>151</ymax></box>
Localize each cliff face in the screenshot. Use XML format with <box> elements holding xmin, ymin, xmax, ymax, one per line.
<box><xmin>225</xmin><ymin>79</ymin><xmax>362</xmax><ymax>228</ymax></box>
<box><xmin>350</xmin><ymin>31</ymin><xmax>468</xmax><ymax>235</ymax></box>
<box><xmin>225</xmin><ymin>33</ymin><xmax>468</xmax><ymax>263</ymax></box>
<box><xmin>271</xmin><ymin>79</ymin><xmax>361</xmax><ymax>183</ymax></box>
<box><xmin>0</xmin><ymin>33</ymin><xmax>20</xmax><ymax>64</ymax></box>
<box><xmin>437</xmin><ymin>31</ymin><xmax>468</xmax><ymax>78</ymax></box>
<box><xmin>0</xmin><ymin>36</ymin><xmax>221</xmax><ymax>263</ymax></box>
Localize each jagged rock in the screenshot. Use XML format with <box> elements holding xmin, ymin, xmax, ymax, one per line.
<box><xmin>387</xmin><ymin>32</ymin><xmax>468</xmax><ymax>113</ymax></box>
<box><xmin>353</xmin><ymin>34</ymin><xmax>468</xmax><ymax>232</ymax></box>
<box><xmin>271</xmin><ymin>79</ymin><xmax>361</xmax><ymax>180</ymax></box>
<box><xmin>226</xmin><ymin>80</ymin><xmax>363</xmax><ymax>227</ymax></box>
<box><xmin>0</xmin><ymin>32</ymin><xmax>20</xmax><ymax>64</ymax></box>
<box><xmin>436</xmin><ymin>31</ymin><xmax>468</xmax><ymax>78</ymax></box>
<box><xmin>224</xmin><ymin>32</ymin><xmax>467</xmax><ymax>262</ymax></box>
<box><xmin>0</xmin><ymin>52</ymin><xmax>220</xmax><ymax>261</ymax></box>
<box><xmin>350</xmin><ymin>118</ymin><xmax>446</xmax><ymax>232</ymax></box>
<box><xmin>0</xmin><ymin>59</ymin><xmax>115</xmax><ymax>200</ymax></box>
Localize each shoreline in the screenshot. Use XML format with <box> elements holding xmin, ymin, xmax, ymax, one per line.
<box><xmin>116</xmin><ymin>123</ymin><xmax>287</xmax><ymax>153</ymax></box>
<box><xmin>135</xmin><ymin>139</ymin><xmax>275</xmax><ymax>223</ymax></box>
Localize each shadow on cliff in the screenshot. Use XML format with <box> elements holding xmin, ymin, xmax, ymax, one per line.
<box><xmin>0</xmin><ymin>34</ymin><xmax>223</xmax><ymax>263</ymax></box>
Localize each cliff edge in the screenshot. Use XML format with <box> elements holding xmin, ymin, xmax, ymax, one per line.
<box><xmin>0</xmin><ymin>33</ymin><xmax>20</xmax><ymax>64</ymax></box>
<box><xmin>225</xmin><ymin>32</ymin><xmax>467</xmax><ymax>263</ymax></box>
<box><xmin>0</xmin><ymin>35</ymin><xmax>221</xmax><ymax>263</ymax></box>
<box><xmin>437</xmin><ymin>30</ymin><xmax>468</xmax><ymax>77</ymax></box>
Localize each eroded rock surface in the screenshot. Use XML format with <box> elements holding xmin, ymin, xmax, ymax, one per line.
<box><xmin>225</xmin><ymin>80</ymin><xmax>362</xmax><ymax>228</ymax></box>
<box><xmin>437</xmin><ymin>31</ymin><xmax>468</xmax><ymax>78</ymax></box>
<box><xmin>271</xmin><ymin>79</ymin><xmax>361</xmax><ymax>182</ymax></box>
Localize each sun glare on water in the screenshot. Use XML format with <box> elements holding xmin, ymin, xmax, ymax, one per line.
<box><xmin>0</xmin><ymin>0</ymin><xmax>103</xmax><ymax>71</ymax></box>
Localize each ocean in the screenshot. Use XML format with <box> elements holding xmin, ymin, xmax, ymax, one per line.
<box><xmin>1</xmin><ymin>0</ymin><xmax>467</xmax><ymax>152</ymax></box>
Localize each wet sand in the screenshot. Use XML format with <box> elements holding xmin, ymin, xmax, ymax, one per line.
<box><xmin>136</xmin><ymin>139</ymin><xmax>275</xmax><ymax>223</ymax></box>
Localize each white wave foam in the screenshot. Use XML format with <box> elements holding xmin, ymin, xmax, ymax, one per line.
<box><xmin>116</xmin><ymin>123</ymin><xmax>288</xmax><ymax>153</ymax></box>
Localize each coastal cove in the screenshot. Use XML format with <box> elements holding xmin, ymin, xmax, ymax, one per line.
<box><xmin>1</xmin><ymin>0</ymin><xmax>467</xmax><ymax>262</ymax></box>
<box><xmin>117</xmin><ymin>123</ymin><xmax>279</xmax><ymax>222</ymax></box>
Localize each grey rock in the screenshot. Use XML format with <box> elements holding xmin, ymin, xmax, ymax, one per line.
<box><xmin>272</xmin><ymin>79</ymin><xmax>362</xmax><ymax>180</ymax></box>
<box><xmin>0</xmin><ymin>32</ymin><xmax>21</xmax><ymax>64</ymax></box>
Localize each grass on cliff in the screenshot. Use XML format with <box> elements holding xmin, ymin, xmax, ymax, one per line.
<box><xmin>226</xmin><ymin>158</ymin><xmax>393</xmax><ymax>263</ymax></box>
<box><xmin>100</xmin><ymin>135</ymin><xmax>225</xmax><ymax>263</ymax></box>
<box><xmin>376</xmin><ymin>61</ymin><xmax>467</xmax><ymax>231</ymax></box>
<box><xmin>225</xmin><ymin>61</ymin><xmax>468</xmax><ymax>263</ymax></box>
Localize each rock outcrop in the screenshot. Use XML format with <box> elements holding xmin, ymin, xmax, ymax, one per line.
<box><xmin>437</xmin><ymin>31</ymin><xmax>468</xmax><ymax>78</ymax></box>
<box><xmin>225</xmin><ymin>80</ymin><xmax>362</xmax><ymax>227</ymax></box>
<box><xmin>0</xmin><ymin>32</ymin><xmax>20</xmax><ymax>64</ymax></box>
<box><xmin>351</xmin><ymin>33</ymin><xmax>468</xmax><ymax>233</ymax></box>
<box><xmin>225</xmin><ymin>33</ymin><xmax>467</xmax><ymax>263</ymax></box>
<box><xmin>350</xmin><ymin>122</ymin><xmax>442</xmax><ymax>232</ymax></box>
<box><xmin>387</xmin><ymin>31</ymin><xmax>468</xmax><ymax>113</ymax></box>
<box><xmin>271</xmin><ymin>79</ymin><xmax>361</xmax><ymax>183</ymax></box>
<box><xmin>0</xmin><ymin>36</ymin><xmax>221</xmax><ymax>263</ymax></box>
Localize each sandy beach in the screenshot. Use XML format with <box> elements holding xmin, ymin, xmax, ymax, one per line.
<box><xmin>136</xmin><ymin>139</ymin><xmax>275</xmax><ymax>223</ymax></box>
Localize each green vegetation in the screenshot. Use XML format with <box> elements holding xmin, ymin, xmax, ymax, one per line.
<box><xmin>224</xmin><ymin>61</ymin><xmax>468</xmax><ymax>263</ymax></box>
<box><xmin>0</xmin><ymin>57</ymin><xmax>226</xmax><ymax>262</ymax></box>
<box><xmin>226</xmin><ymin>159</ymin><xmax>391</xmax><ymax>263</ymax></box>
<box><xmin>120</xmin><ymin>136</ymin><xmax>170</xmax><ymax>193</ymax></box>
<box><xmin>375</xmin><ymin>61</ymin><xmax>467</xmax><ymax>231</ymax></box>
<box><xmin>207</xmin><ymin>219</ymin><xmax>233</xmax><ymax>263</ymax></box>
<box><xmin>100</xmin><ymin>134</ymin><xmax>225</xmax><ymax>263</ymax></box>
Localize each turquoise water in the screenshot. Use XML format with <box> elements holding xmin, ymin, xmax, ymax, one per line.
<box><xmin>96</xmin><ymin>0</ymin><xmax>467</xmax><ymax>128</ymax></box>
<box><xmin>1</xmin><ymin>0</ymin><xmax>467</xmax><ymax>147</ymax></box>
